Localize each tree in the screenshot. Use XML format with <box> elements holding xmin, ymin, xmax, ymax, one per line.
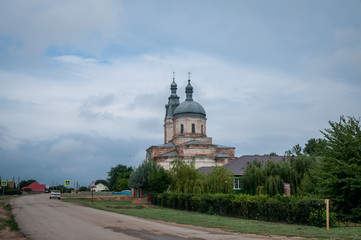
<box><xmin>241</xmin><ymin>160</ymin><xmax>266</xmax><ymax>195</ymax></box>
<box><xmin>19</xmin><ymin>179</ymin><xmax>36</xmax><ymax>189</ymax></box>
<box><xmin>148</xmin><ymin>165</ymin><xmax>171</xmax><ymax>193</ymax></box>
<box><xmin>128</xmin><ymin>160</ymin><xmax>156</xmax><ymax>190</ymax></box>
<box><xmin>107</xmin><ymin>164</ymin><xmax>133</xmax><ymax>191</ymax></box>
<box><xmin>114</xmin><ymin>176</ymin><xmax>129</xmax><ymax>191</ymax></box>
<box><xmin>204</xmin><ymin>166</ymin><xmax>233</xmax><ymax>194</ymax></box>
<box><xmin>291</xmin><ymin>144</ymin><xmax>302</xmax><ymax>156</ymax></box>
<box><xmin>303</xmin><ymin>138</ymin><xmax>327</xmax><ymax>156</ymax></box>
<box><xmin>79</xmin><ymin>186</ymin><xmax>89</xmax><ymax>192</ymax></box>
<box><xmin>169</xmin><ymin>159</ymin><xmax>201</xmax><ymax>193</ymax></box>
<box><xmin>318</xmin><ymin>116</ymin><xmax>361</xmax><ymax>220</ymax></box>
<box><xmin>95</xmin><ymin>179</ymin><xmax>109</xmax><ymax>187</ymax></box>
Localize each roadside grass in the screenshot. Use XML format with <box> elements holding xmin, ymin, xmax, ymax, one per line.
<box><xmin>0</xmin><ymin>196</ymin><xmax>19</xmax><ymax>231</ymax></box>
<box><xmin>63</xmin><ymin>197</ymin><xmax>361</xmax><ymax>239</ymax></box>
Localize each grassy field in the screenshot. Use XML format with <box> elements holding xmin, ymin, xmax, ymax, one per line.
<box><xmin>63</xmin><ymin>197</ymin><xmax>361</xmax><ymax>239</ymax></box>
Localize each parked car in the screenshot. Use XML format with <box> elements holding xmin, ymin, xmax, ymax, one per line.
<box><xmin>49</xmin><ymin>190</ymin><xmax>61</xmax><ymax>199</ymax></box>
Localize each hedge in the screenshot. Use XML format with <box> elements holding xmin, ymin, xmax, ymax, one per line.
<box><xmin>152</xmin><ymin>193</ymin><xmax>327</xmax><ymax>226</ymax></box>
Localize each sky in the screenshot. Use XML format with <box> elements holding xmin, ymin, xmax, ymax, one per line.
<box><xmin>1</xmin><ymin>0</ymin><xmax>360</xmax><ymax>187</ymax></box>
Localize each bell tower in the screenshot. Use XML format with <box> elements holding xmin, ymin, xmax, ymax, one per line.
<box><xmin>164</xmin><ymin>72</ymin><xmax>179</xmax><ymax>143</ymax></box>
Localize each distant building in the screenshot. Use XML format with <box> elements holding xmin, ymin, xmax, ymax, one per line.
<box><xmin>146</xmin><ymin>75</ymin><xmax>235</xmax><ymax>170</ymax></box>
<box><xmin>94</xmin><ymin>183</ymin><xmax>109</xmax><ymax>192</ymax></box>
<box><xmin>7</xmin><ymin>181</ymin><xmax>15</xmax><ymax>189</ymax></box>
<box><xmin>199</xmin><ymin>155</ymin><xmax>286</xmax><ymax>190</ymax></box>
<box><xmin>21</xmin><ymin>181</ymin><xmax>46</xmax><ymax>192</ymax></box>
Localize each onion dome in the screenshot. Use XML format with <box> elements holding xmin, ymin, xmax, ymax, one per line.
<box><xmin>173</xmin><ymin>80</ymin><xmax>206</xmax><ymax>118</ymax></box>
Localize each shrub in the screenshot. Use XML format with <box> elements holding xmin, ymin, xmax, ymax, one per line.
<box><xmin>309</xmin><ymin>209</ymin><xmax>337</xmax><ymax>227</ymax></box>
<box><xmin>152</xmin><ymin>193</ymin><xmax>327</xmax><ymax>226</ymax></box>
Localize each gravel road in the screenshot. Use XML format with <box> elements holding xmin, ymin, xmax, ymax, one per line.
<box><xmin>11</xmin><ymin>194</ymin><xmax>260</xmax><ymax>240</ymax></box>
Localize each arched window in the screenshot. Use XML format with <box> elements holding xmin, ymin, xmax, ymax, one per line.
<box><xmin>192</xmin><ymin>123</ymin><xmax>195</xmax><ymax>133</ymax></box>
<box><xmin>181</xmin><ymin>124</ymin><xmax>184</xmax><ymax>134</ymax></box>
<box><xmin>201</xmin><ymin>125</ymin><xmax>203</xmax><ymax>134</ymax></box>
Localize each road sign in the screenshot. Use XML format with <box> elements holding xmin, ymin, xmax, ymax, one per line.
<box><xmin>1</xmin><ymin>181</ymin><xmax>7</xmax><ymax>187</ymax></box>
<box><xmin>64</xmin><ymin>180</ymin><xmax>71</xmax><ymax>186</ymax></box>
<box><xmin>88</xmin><ymin>181</ymin><xmax>96</xmax><ymax>188</ymax></box>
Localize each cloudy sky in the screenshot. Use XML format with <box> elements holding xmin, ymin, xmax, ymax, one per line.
<box><xmin>1</xmin><ymin>0</ymin><xmax>360</xmax><ymax>187</ymax></box>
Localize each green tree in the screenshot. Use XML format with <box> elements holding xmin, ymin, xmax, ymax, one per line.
<box><xmin>303</xmin><ymin>138</ymin><xmax>327</xmax><ymax>156</ymax></box>
<box><xmin>79</xmin><ymin>186</ymin><xmax>89</xmax><ymax>192</ymax></box>
<box><xmin>148</xmin><ymin>165</ymin><xmax>171</xmax><ymax>193</ymax></box>
<box><xmin>292</xmin><ymin>144</ymin><xmax>302</xmax><ymax>156</ymax></box>
<box><xmin>169</xmin><ymin>159</ymin><xmax>201</xmax><ymax>193</ymax></box>
<box><xmin>95</xmin><ymin>179</ymin><xmax>109</xmax><ymax>187</ymax></box>
<box><xmin>107</xmin><ymin>164</ymin><xmax>133</xmax><ymax>191</ymax></box>
<box><xmin>204</xmin><ymin>166</ymin><xmax>233</xmax><ymax>194</ymax></box>
<box><xmin>128</xmin><ymin>160</ymin><xmax>156</xmax><ymax>190</ymax></box>
<box><xmin>19</xmin><ymin>179</ymin><xmax>36</xmax><ymax>189</ymax></box>
<box><xmin>318</xmin><ymin>116</ymin><xmax>361</xmax><ymax>220</ymax></box>
<box><xmin>241</xmin><ymin>160</ymin><xmax>266</xmax><ymax>195</ymax></box>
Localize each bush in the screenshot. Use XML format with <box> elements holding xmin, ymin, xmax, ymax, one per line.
<box><xmin>309</xmin><ymin>209</ymin><xmax>337</xmax><ymax>227</ymax></box>
<box><xmin>152</xmin><ymin>193</ymin><xmax>327</xmax><ymax>226</ymax></box>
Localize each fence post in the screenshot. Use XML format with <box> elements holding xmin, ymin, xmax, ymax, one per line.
<box><xmin>325</xmin><ymin>199</ymin><xmax>329</xmax><ymax>230</ymax></box>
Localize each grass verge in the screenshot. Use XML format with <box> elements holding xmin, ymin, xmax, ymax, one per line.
<box><xmin>63</xmin><ymin>197</ymin><xmax>361</xmax><ymax>239</ymax></box>
<box><xmin>0</xmin><ymin>196</ymin><xmax>19</xmax><ymax>231</ymax></box>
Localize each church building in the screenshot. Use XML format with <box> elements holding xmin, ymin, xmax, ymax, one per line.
<box><xmin>146</xmin><ymin>74</ymin><xmax>235</xmax><ymax>170</ymax></box>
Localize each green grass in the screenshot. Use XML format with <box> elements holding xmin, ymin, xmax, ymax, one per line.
<box><xmin>63</xmin><ymin>198</ymin><xmax>361</xmax><ymax>239</ymax></box>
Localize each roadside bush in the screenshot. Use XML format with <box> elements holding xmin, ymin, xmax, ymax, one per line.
<box><xmin>152</xmin><ymin>193</ymin><xmax>326</xmax><ymax>226</ymax></box>
<box><xmin>309</xmin><ymin>209</ymin><xmax>337</xmax><ymax>227</ymax></box>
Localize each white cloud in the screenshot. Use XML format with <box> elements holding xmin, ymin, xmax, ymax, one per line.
<box><xmin>0</xmin><ymin>0</ymin><xmax>124</xmax><ymax>59</ymax></box>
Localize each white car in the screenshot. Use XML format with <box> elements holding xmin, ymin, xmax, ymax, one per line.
<box><xmin>49</xmin><ymin>190</ymin><xmax>61</xmax><ymax>199</ymax></box>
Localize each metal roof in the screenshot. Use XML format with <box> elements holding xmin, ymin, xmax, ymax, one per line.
<box><xmin>224</xmin><ymin>155</ymin><xmax>285</xmax><ymax>175</ymax></box>
<box><xmin>181</xmin><ymin>140</ymin><xmax>211</xmax><ymax>146</ymax></box>
<box><xmin>159</xmin><ymin>151</ymin><xmax>180</xmax><ymax>157</ymax></box>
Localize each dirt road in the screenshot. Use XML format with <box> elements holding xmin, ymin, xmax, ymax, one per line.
<box><xmin>10</xmin><ymin>194</ymin><xmax>260</xmax><ymax>240</ymax></box>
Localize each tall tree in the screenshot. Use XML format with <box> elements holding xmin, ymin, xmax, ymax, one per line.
<box><xmin>169</xmin><ymin>159</ymin><xmax>201</xmax><ymax>193</ymax></box>
<box><xmin>128</xmin><ymin>160</ymin><xmax>156</xmax><ymax>190</ymax></box>
<box><xmin>148</xmin><ymin>164</ymin><xmax>171</xmax><ymax>193</ymax></box>
<box><xmin>107</xmin><ymin>164</ymin><xmax>133</xmax><ymax>191</ymax></box>
<box><xmin>318</xmin><ymin>116</ymin><xmax>361</xmax><ymax>220</ymax></box>
<box><xmin>303</xmin><ymin>138</ymin><xmax>327</xmax><ymax>156</ymax></box>
<box><xmin>204</xmin><ymin>166</ymin><xmax>233</xmax><ymax>194</ymax></box>
<box><xmin>19</xmin><ymin>179</ymin><xmax>36</xmax><ymax>189</ymax></box>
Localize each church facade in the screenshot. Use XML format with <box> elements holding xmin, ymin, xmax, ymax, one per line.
<box><xmin>146</xmin><ymin>75</ymin><xmax>235</xmax><ymax>170</ymax></box>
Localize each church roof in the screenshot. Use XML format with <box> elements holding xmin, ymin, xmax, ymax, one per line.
<box><xmin>173</xmin><ymin>80</ymin><xmax>206</xmax><ymax>118</ymax></box>
<box><xmin>181</xmin><ymin>140</ymin><xmax>211</xmax><ymax>146</ymax></box>
<box><xmin>159</xmin><ymin>151</ymin><xmax>180</xmax><ymax>157</ymax></box>
<box><xmin>154</xmin><ymin>142</ymin><xmax>175</xmax><ymax>147</ymax></box>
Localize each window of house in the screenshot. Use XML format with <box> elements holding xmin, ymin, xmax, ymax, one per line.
<box><xmin>181</xmin><ymin>124</ymin><xmax>184</xmax><ymax>134</ymax></box>
<box><xmin>192</xmin><ymin>123</ymin><xmax>195</xmax><ymax>133</ymax></box>
<box><xmin>233</xmin><ymin>177</ymin><xmax>240</xmax><ymax>189</ymax></box>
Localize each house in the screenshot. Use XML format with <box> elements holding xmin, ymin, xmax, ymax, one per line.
<box><xmin>93</xmin><ymin>183</ymin><xmax>109</xmax><ymax>192</ymax></box>
<box><xmin>146</xmin><ymin>75</ymin><xmax>235</xmax><ymax>170</ymax></box>
<box><xmin>21</xmin><ymin>181</ymin><xmax>46</xmax><ymax>192</ymax></box>
<box><xmin>199</xmin><ymin>155</ymin><xmax>286</xmax><ymax>190</ymax></box>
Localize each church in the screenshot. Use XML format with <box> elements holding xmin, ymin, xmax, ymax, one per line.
<box><xmin>146</xmin><ymin>74</ymin><xmax>235</xmax><ymax>170</ymax></box>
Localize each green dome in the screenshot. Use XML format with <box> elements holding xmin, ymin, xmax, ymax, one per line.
<box><xmin>173</xmin><ymin>100</ymin><xmax>206</xmax><ymax>118</ymax></box>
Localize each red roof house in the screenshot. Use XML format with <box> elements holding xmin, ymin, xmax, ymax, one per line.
<box><xmin>21</xmin><ymin>181</ymin><xmax>46</xmax><ymax>192</ymax></box>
